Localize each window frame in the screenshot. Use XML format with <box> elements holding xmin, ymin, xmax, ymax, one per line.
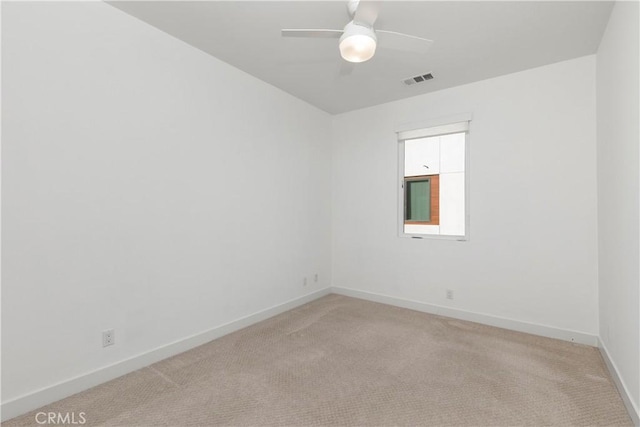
<box><xmin>397</xmin><ymin>117</ymin><xmax>471</xmax><ymax>241</ymax></box>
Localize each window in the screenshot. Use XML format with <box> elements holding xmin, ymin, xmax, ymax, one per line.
<box><xmin>398</xmin><ymin>120</ymin><xmax>469</xmax><ymax>239</ymax></box>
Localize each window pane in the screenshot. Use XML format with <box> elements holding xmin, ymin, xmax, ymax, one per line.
<box><xmin>399</xmin><ymin>128</ymin><xmax>467</xmax><ymax>238</ymax></box>
<box><xmin>406</xmin><ymin>179</ymin><xmax>431</xmax><ymax>221</ymax></box>
<box><xmin>404</xmin><ymin>136</ymin><xmax>440</xmax><ymax>176</ymax></box>
<box><xmin>439</xmin><ymin>133</ymin><xmax>465</xmax><ymax>173</ymax></box>
<box><xmin>439</xmin><ymin>172</ymin><xmax>465</xmax><ymax>236</ymax></box>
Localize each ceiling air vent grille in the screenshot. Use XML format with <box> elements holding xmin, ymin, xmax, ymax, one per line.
<box><xmin>403</xmin><ymin>73</ymin><xmax>434</xmax><ymax>86</ymax></box>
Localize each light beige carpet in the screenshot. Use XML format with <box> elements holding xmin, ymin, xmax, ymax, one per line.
<box><xmin>4</xmin><ymin>294</ymin><xmax>632</xmax><ymax>426</ymax></box>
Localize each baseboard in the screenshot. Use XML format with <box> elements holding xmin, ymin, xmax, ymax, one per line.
<box><xmin>1</xmin><ymin>288</ymin><xmax>331</xmax><ymax>422</ymax></box>
<box><xmin>598</xmin><ymin>338</ymin><xmax>640</xmax><ymax>426</ymax></box>
<box><xmin>331</xmin><ymin>286</ymin><xmax>598</xmax><ymax>346</ymax></box>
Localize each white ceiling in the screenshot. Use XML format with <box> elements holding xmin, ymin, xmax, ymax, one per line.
<box><xmin>108</xmin><ymin>1</ymin><xmax>614</xmax><ymax>114</ymax></box>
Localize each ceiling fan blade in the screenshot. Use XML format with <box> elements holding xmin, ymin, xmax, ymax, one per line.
<box><xmin>376</xmin><ymin>30</ymin><xmax>434</xmax><ymax>54</ymax></box>
<box><xmin>281</xmin><ymin>29</ymin><xmax>343</xmax><ymax>38</ymax></box>
<box><xmin>353</xmin><ymin>0</ymin><xmax>381</xmax><ymax>27</ymax></box>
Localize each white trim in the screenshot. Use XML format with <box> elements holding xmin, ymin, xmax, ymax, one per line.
<box><xmin>395</xmin><ymin>113</ymin><xmax>473</xmax><ymax>135</ymax></box>
<box><xmin>465</xmin><ymin>127</ymin><xmax>471</xmax><ymax>241</ymax></box>
<box><xmin>1</xmin><ymin>288</ymin><xmax>332</xmax><ymax>422</ymax></box>
<box><xmin>331</xmin><ymin>286</ymin><xmax>598</xmax><ymax>346</ymax></box>
<box><xmin>398</xmin><ymin>121</ymin><xmax>469</xmax><ymax>141</ymax></box>
<box><xmin>397</xmin><ymin>139</ymin><xmax>406</xmax><ymax>238</ymax></box>
<box><xmin>598</xmin><ymin>338</ymin><xmax>640</xmax><ymax>426</ymax></box>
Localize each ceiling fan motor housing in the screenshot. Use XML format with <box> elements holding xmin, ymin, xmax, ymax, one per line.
<box><xmin>339</xmin><ymin>21</ymin><xmax>377</xmax><ymax>63</ymax></box>
<box><xmin>347</xmin><ymin>0</ymin><xmax>360</xmax><ymax>18</ymax></box>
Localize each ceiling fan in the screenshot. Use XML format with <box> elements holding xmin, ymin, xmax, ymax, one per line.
<box><xmin>281</xmin><ymin>0</ymin><xmax>434</xmax><ymax>64</ymax></box>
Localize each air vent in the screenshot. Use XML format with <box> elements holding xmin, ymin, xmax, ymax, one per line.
<box><xmin>403</xmin><ymin>72</ymin><xmax>434</xmax><ymax>86</ymax></box>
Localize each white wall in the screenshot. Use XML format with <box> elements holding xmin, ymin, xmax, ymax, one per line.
<box><xmin>2</xmin><ymin>1</ymin><xmax>331</xmax><ymax>407</ymax></box>
<box><xmin>596</xmin><ymin>0</ymin><xmax>640</xmax><ymax>416</ymax></box>
<box><xmin>332</xmin><ymin>55</ymin><xmax>599</xmax><ymax>336</ymax></box>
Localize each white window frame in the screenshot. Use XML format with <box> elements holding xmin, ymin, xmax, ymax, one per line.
<box><xmin>396</xmin><ymin>115</ymin><xmax>471</xmax><ymax>241</ymax></box>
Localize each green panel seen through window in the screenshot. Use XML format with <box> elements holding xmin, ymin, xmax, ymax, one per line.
<box><xmin>406</xmin><ymin>179</ymin><xmax>431</xmax><ymax>221</ymax></box>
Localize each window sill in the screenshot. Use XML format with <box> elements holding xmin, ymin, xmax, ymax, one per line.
<box><xmin>400</xmin><ymin>233</ymin><xmax>467</xmax><ymax>242</ymax></box>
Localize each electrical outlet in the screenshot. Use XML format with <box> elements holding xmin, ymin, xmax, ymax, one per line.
<box><xmin>314</xmin><ymin>273</ymin><xmax>319</xmax><ymax>283</ymax></box>
<box><xmin>446</xmin><ymin>289</ymin><xmax>454</xmax><ymax>300</ymax></box>
<box><xmin>102</xmin><ymin>329</ymin><xmax>115</xmax><ymax>347</ymax></box>
<box><xmin>303</xmin><ymin>277</ymin><xmax>307</xmax><ymax>287</ymax></box>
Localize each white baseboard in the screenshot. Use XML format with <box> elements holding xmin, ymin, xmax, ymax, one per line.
<box><xmin>331</xmin><ymin>286</ymin><xmax>598</xmax><ymax>346</ymax></box>
<box><xmin>598</xmin><ymin>339</ymin><xmax>640</xmax><ymax>426</ymax></box>
<box><xmin>1</xmin><ymin>288</ymin><xmax>331</xmax><ymax>422</ymax></box>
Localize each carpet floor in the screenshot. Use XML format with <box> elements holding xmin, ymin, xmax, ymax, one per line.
<box><xmin>4</xmin><ymin>294</ymin><xmax>632</xmax><ymax>426</ymax></box>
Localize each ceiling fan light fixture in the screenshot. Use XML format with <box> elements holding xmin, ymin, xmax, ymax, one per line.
<box><xmin>339</xmin><ymin>22</ymin><xmax>377</xmax><ymax>63</ymax></box>
<box><xmin>339</xmin><ymin>34</ymin><xmax>376</xmax><ymax>62</ymax></box>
